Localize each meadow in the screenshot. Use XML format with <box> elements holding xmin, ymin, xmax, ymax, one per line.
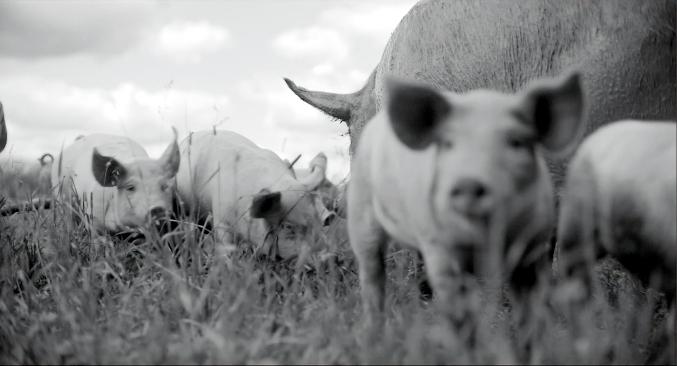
<box><xmin>0</xmin><ymin>168</ymin><xmax>673</xmax><ymax>364</ymax></box>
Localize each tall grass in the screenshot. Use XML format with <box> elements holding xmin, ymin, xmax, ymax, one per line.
<box><xmin>0</xmin><ymin>167</ymin><xmax>673</xmax><ymax>364</ymax></box>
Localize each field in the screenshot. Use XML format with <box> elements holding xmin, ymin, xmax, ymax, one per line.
<box><xmin>0</xmin><ymin>170</ymin><xmax>674</xmax><ymax>364</ymax></box>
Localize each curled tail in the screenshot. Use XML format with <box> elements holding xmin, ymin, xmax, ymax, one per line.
<box><xmin>39</xmin><ymin>153</ymin><xmax>54</xmax><ymax>166</ymax></box>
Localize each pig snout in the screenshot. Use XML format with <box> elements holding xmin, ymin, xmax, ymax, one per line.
<box><xmin>149</xmin><ymin>206</ymin><xmax>168</xmax><ymax>220</ymax></box>
<box><xmin>321</xmin><ymin>209</ymin><xmax>336</xmax><ymax>226</ymax></box>
<box><xmin>450</xmin><ymin>178</ymin><xmax>493</xmax><ymax>218</ymax></box>
<box><xmin>148</xmin><ymin>206</ymin><xmax>176</xmax><ymax>232</ymax></box>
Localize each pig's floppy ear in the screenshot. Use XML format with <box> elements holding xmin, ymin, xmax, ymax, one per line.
<box><xmin>251</xmin><ymin>189</ymin><xmax>284</xmax><ymax>219</ymax></box>
<box><xmin>160</xmin><ymin>127</ymin><xmax>180</xmax><ymax>178</ymax></box>
<box><xmin>92</xmin><ymin>148</ymin><xmax>127</xmax><ymax>187</ymax></box>
<box><xmin>386</xmin><ymin>77</ymin><xmax>451</xmax><ymax>150</ymax></box>
<box><xmin>515</xmin><ymin>72</ymin><xmax>584</xmax><ymax>156</ymax></box>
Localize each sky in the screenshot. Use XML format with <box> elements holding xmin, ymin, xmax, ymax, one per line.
<box><xmin>0</xmin><ymin>0</ymin><xmax>418</xmax><ymax>182</ymax></box>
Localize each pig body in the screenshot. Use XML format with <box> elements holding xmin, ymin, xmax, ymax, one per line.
<box><xmin>348</xmin><ymin>73</ymin><xmax>584</xmax><ymax>321</ymax></box>
<box><xmin>18</xmin><ymin>153</ymin><xmax>54</xmax><ymax>196</ymax></box>
<box><xmin>557</xmin><ymin>120</ymin><xmax>677</xmax><ymax>301</ymax></box>
<box><xmin>176</xmin><ymin>130</ymin><xmax>330</xmax><ymax>259</ymax></box>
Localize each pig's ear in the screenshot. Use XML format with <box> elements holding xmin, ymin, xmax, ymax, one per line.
<box><xmin>299</xmin><ymin>152</ymin><xmax>327</xmax><ymax>191</ymax></box>
<box><xmin>251</xmin><ymin>189</ymin><xmax>284</xmax><ymax>219</ymax></box>
<box><xmin>516</xmin><ymin>72</ymin><xmax>584</xmax><ymax>156</ymax></box>
<box><xmin>385</xmin><ymin>77</ymin><xmax>451</xmax><ymax>150</ymax></box>
<box><xmin>92</xmin><ymin>148</ymin><xmax>127</xmax><ymax>187</ymax></box>
<box><xmin>160</xmin><ymin>127</ymin><xmax>180</xmax><ymax>178</ymax></box>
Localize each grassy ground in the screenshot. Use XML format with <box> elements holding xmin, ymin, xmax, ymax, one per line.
<box><xmin>0</xmin><ymin>170</ymin><xmax>674</xmax><ymax>364</ymax></box>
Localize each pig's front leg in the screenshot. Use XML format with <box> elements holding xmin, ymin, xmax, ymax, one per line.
<box><xmin>422</xmin><ymin>244</ymin><xmax>480</xmax><ymax>345</ymax></box>
<box><xmin>347</xmin><ymin>171</ymin><xmax>388</xmax><ymax>326</ymax></box>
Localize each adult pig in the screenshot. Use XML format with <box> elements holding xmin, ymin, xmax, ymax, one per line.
<box><xmin>286</xmin><ymin>0</ymin><xmax>675</xmax><ymax>188</ymax></box>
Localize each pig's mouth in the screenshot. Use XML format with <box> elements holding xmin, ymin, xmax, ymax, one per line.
<box><xmin>144</xmin><ymin>212</ymin><xmax>177</xmax><ymax>234</ymax></box>
<box><xmin>460</xmin><ymin>206</ymin><xmax>491</xmax><ymax>226</ymax></box>
<box><xmin>453</xmin><ymin>212</ymin><xmax>491</xmax><ymax>240</ymax></box>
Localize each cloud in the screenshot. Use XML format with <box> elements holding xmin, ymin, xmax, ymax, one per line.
<box><xmin>0</xmin><ymin>74</ymin><xmax>351</xmax><ymax>182</ymax></box>
<box><xmin>272</xmin><ymin>26</ymin><xmax>349</xmax><ymax>61</ymax></box>
<box><xmin>319</xmin><ymin>2</ymin><xmax>416</xmax><ymax>41</ymax></box>
<box><xmin>271</xmin><ymin>1</ymin><xmax>414</xmax><ymax>101</ymax></box>
<box><xmin>0</xmin><ymin>1</ymin><xmax>155</xmax><ymax>58</ymax></box>
<box><xmin>0</xmin><ymin>76</ymin><xmax>231</xmax><ymax>160</ymax></box>
<box><xmin>155</xmin><ymin>21</ymin><xmax>231</xmax><ymax>64</ymax></box>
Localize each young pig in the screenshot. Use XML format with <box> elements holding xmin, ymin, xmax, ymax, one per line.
<box><xmin>348</xmin><ymin>73</ymin><xmax>584</xmax><ymax>327</ymax></box>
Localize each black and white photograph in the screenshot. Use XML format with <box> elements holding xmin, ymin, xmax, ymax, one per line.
<box><xmin>0</xmin><ymin>0</ymin><xmax>675</xmax><ymax>364</ymax></box>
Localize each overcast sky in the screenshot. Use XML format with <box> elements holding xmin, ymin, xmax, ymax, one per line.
<box><xmin>0</xmin><ymin>0</ymin><xmax>418</xmax><ymax>182</ymax></box>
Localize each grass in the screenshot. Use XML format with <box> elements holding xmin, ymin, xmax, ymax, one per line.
<box><xmin>0</xmin><ymin>168</ymin><xmax>674</xmax><ymax>364</ymax></box>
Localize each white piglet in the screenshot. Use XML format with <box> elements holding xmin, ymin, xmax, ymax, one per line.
<box><xmin>52</xmin><ymin>131</ymin><xmax>180</xmax><ymax>233</ymax></box>
<box><xmin>348</xmin><ymin>73</ymin><xmax>584</xmax><ymax>322</ymax></box>
<box><xmin>18</xmin><ymin>153</ymin><xmax>54</xmax><ymax>195</ymax></box>
<box><xmin>557</xmin><ymin>120</ymin><xmax>676</xmax><ymax>302</ymax></box>
<box><xmin>176</xmin><ymin>130</ymin><xmax>331</xmax><ymax>260</ymax></box>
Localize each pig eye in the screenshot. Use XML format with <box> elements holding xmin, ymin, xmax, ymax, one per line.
<box><xmin>160</xmin><ymin>183</ymin><xmax>169</xmax><ymax>191</ymax></box>
<box><xmin>280</xmin><ymin>222</ymin><xmax>296</xmax><ymax>237</ymax></box>
<box><xmin>507</xmin><ymin>136</ymin><xmax>531</xmax><ymax>151</ymax></box>
<box><xmin>125</xmin><ymin>185</ymin><xmax>136</xmax><ymax>192</ymax></box>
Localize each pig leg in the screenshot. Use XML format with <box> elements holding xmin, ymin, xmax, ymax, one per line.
<box><xmin>348</xmin><ymin>206</ymin><xmax>387</xmax><ymax>318</ymax></box>
<box><xmin>421</xmin><ymin>245</ymin><xmax>480</xmax><ymax>348</ymax></box>
<box><xmin>347</xmin><ymin>178</ymin><xmax>388</xmax><ymax>324</ymax></box>
<box><xmin>556</xmin><ymin>163</ymin><xmax>600</xmax><ymax>305</ymax></box>
<box><xmin>554</xmin><ymin>166</ymin><xmax>603</xmax><ymax>354</ymax></box>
